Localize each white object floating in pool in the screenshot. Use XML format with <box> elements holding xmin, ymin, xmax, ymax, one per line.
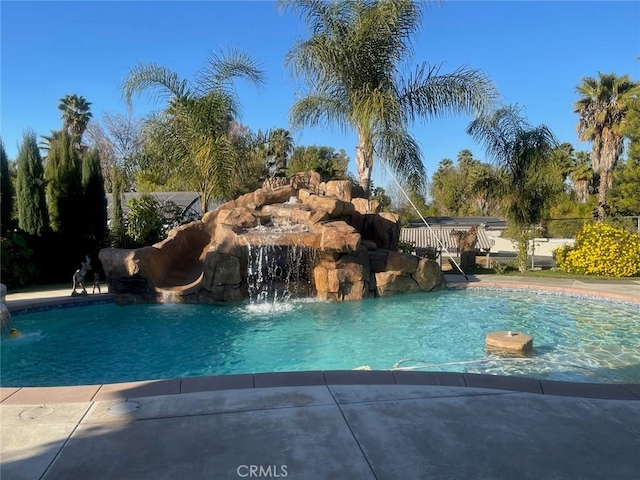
<box><xmin>353</xmin><ymin>365</ymin><xmax>372</xmax><ymax>370</ymax></box>
<box><xmin>485</xmin><ymin>330</ymin><xmax>533</xmax><ymax>353</ymax></box>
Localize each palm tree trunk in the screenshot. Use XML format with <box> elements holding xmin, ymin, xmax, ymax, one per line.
<box><xmin>516</xmin><ymin>227</ymin><xmax>531</xmax><ymax>272</ymax></box>
<box><xmin>355</xmin><ymin>134</ymin><xmax>373</xmax><ymax>196</ymax></box>
<box><xmin>597</xmin><ymin>170</ymin><xmax>609</xmax><ymax>219</ymax></box>
<box><xmin>199</xmin><ymin>183</ymin><xmax>210</xmax><ymax>214</ymax></box>
<box><xmin>575</xmin><ymin>180</ymin><xmax>588</xmax><ymax>204</ymax></box>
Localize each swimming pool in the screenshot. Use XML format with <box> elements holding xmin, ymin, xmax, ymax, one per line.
<box><xmin>2</xmin><ymin>289</ymin><xmax>639</xmax><ymax>387</ymax></box>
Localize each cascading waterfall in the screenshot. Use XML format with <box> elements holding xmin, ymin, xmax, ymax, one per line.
<box><xmin>0</xmin><ymin>304</ymin><xmax>13</xmax><ymax>335</ymax></box>
<box><xmin>246</xmin><ymin>243</ymin><xmax>317</xmax><ymax>304</ymax></box>
<box><xmin>0</xmin><ymin>283</ymin><xmax>14</xmax><ymax>336</ymax></box>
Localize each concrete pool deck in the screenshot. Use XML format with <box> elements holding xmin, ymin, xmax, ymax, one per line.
<box><xmin>2</xmin><ymin>275</ymin><xmax>639</xmax><ymax>479</ymax></box>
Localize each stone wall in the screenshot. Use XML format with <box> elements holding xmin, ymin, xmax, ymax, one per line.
<box><xmin>99</xmin><ymin>175</ymin><xmax>445</xmax><ymax>304</ymax></box>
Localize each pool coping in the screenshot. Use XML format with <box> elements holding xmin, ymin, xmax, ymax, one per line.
<box><xmin>3</xmin><ymin>275</ymin><xmax>638</xmax><ymax>403</ymax></box>
<box><xmin>1</xmin><ymin>371</ymin><xmax>639</xmax><ymax>404</ymax></box>
<box><xmin>5</xmin><ymin>291</ymin><xmax>115</xmax><ymax>314</ymax></box>
<box><xmin>447</xmin><ymin>281</ymin><xmax>640</xmax><ymax>304</ymax></box>
<box><xmin>445</xmin><ymin>274</ymin><xmax>640</xmax><ymax>304</ymax></box>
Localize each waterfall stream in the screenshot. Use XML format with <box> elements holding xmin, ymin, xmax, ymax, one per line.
<box><xmin>246</xmin><ymin>244</ymin><xmax>317</xmax><ymax>304</ymax></box>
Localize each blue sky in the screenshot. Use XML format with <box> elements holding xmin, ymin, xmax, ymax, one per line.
<box><xmin>1</xmin><ymin>1</ymin><xmax>639</xmax><ymax>187</ymax></box>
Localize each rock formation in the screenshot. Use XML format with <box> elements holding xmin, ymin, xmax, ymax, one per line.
<box><xmin>99</xmin><ymin>174</ymin><xmax>445</xmax><ymax>304</ymax></box>
<box><xmin>0</xmin><ymin>283</ymin><xmax>12</xmax><ymax>335</ymax></box>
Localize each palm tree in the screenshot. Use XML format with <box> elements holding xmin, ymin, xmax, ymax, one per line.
<box><xmin>267</xmin><ymin>128</ymin><xmax>294</xmax><ymax>176</ymax></box>
<box><xmin>550</xmin><ymin>142</ymin><xmax>576</xmax><ymax>182</ymax></box>
<box><xmin>122</xmin><ymin>49</ymin><xmax>265</xmax><ymax>212</ymax></box>
<box><xmin>574</xmin><ymin>72</ymin><xmax>640</xmax><ymax>218</ymax></box>
<box><xmin>39</xmin><ymin>129</ymin><xmax>64</xmax><ymax>158</ymax></box>
<box><xmin>467</xmin><ymin>106</ymin><xmax>560</xmax><ymax>271</ymax></box>
<box><xmin>58</xmin><ymin>94</ymin><xmax>93</xmax><ymax>140</ymax></box>
<box><xmin>280</xmin><ymin>0</ymin><xmax>497</xmax><ymax>195</ymax></box>
<box><xmin>569</xmin><ymin>151</ymin><xmax>595</xmax><ymax>204</ymax></box>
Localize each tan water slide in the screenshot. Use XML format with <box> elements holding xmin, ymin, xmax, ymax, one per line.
<box><xmin>100</xmin><ymin>221</ymin><xmax>213</xmax><ymax>296</ymax></box>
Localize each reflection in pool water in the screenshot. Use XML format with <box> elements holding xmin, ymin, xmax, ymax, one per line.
<box><xmin>2</xmin><ymin>289</ymin><xmax>639</xmax><ymax>386</ymax></box>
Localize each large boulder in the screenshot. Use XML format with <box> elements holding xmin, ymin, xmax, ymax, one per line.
<box><xmin>234</xmin><ymin>191</ymin><xmax>257</xmax><ymax>209</ymax></box>
<box><xmin>290</xmin><ymin>171</ymin><xmax>322</xmax><ymax>193</ymax></box>
<box><xmin>368</xmin><ymin>251</ymin><xmax>388</xmax><ymax>273</ymax></box>
<box><xmin>375</xmin><ymin>271</ymin><xmax>422</xmax><ymax>296</ymax></box>
<box><xmin>213</xmin><ymin>224</ymin><xmax>241</xmax><ymax>256</ymax></box>
<box><xmin>202</xmin><ymin>252</ymin><xmax>241</xmax><ymax>290</ymax></box>
<box><xmin>413</xmin><ymin>258</ymin><xmax>446</xmax><ymax>292</ymax></box>
<box><xmin>99</xmin><ymin>248</ymin><xmax>141</xmax><ymax>278</ymax></box>
<box><xmin>373</xmin><ymin>212</ymin><xmax>400</xmax><ymax>251</ymax></box>
<box><xmin>302</xmin><ymin>195</ymin><xmax>354</xmax><ymax>218</ymax></box>
<box><xmin>254</xmin><ymin>185</ymin><xmax>296</xmax><ymax>207</ymax></box>
<box><xmin>351</xmin><ymin>198</ymin><xmax>381</xmax><ymax>214</ymax></box>
<box><xmin>313</xmin><ymin>254</ymin><xmax>368</xmax><ymax>301</ymax></box>
<box><xmin>261</xmin><ymin>204</ymin><xmax>315</xmax><ymax>224</ymax></box>
<box><xmin>318</xmin><ymin>221</ymin><xmax>361</xmax><ymax>252</ymax></box>
<box><xmin>218</xmin><ymin>207</ymin><xmax>259</xmax><ymax>229</ymax></box>
<box><xmin>324</xmin><ymin>180</ymin><xmax>352</xmax><ymax>202</ymax></box>
<box><xmin>385</xmin><ymin>251</ymin><xmax>419</xmax><ymax>274</ymax></box>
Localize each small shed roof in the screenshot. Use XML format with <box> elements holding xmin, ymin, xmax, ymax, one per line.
<box><xmin>400</xmin><ymin>226</ymin><xmax>493</xmax><ymax>251</ymax></box>
<box><xmin>407</xmin><ymin>217</ymin><xmax>507</xmax><ymax>230</ymax></box>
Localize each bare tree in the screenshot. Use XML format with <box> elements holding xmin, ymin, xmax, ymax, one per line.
<box><xmin>85</xmin><ymin>112</ymin><xmax>144</xmax><ymax>192</ymax></box>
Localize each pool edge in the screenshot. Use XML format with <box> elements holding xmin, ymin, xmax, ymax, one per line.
<box><xmin>447</xmin><ymin>281</ymin><xmax>640</xmax><ymax>305</ymax></box>
<box><xmin>1</xmin><ymin>371</ymin><xmax>639</xmax><ymax>404</ymax></box>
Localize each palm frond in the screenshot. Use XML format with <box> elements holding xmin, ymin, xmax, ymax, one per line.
<box><xmin>398</xmin><ymin>63</ymin><xmax>498</xmax><ymax>123</ymax></box>
<box><xmin>289</xmin><ymin>94</ymin><xmax>350</xmax><ymax>132</ymax></box>
<box><xmin>278</xmin><ymin>0</ymin><xmax>353</xmax><ymax>36</ymax></box>
<box><xmin>196</xmin><ymin>48</ymin><xmax>266</xmax><ymax>98</ymax></box>
<box><xmin>374</xmin><ymin>127</ymin><xmax>426</xmax><ymax>188</ymax></box>
<box><xmin>121</xmin><ymin>63</ymin><xmax>190</xmax><ymax>109</ymax></box>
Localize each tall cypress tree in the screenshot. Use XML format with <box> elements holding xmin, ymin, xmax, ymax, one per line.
<box><xmin>44</xmin><ymin>129</ymin><xmax>82</xmax><ymax>236</ymax></box>
<box><xmin>16</xmin><ymin>131</ymin><xmax>48</xmax><ymax>235</ymax></box>
<box><xmin>0</xmin><ymin>139</ymin><xmax>15</xmax><ymax>235</ymax></box>
<box><xmin>110</xmin><ymin>166</ymin><xmax>126</xmax><ymax>247</ymax></box>
<box><xmin>82</xmin><ymin>148</ymin><xmax>107</xmax><ymax>245</ymax></box>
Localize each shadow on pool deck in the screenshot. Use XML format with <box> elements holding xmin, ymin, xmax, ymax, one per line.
<box><xmin>1</xmin><ymin>372</ymin><xmax>640</xmax><ymax>480</ymax></box>
<box><xmin>2</xmin><ymin>276</ymin><xmax>639</xmax><ymax>479</ymax></box>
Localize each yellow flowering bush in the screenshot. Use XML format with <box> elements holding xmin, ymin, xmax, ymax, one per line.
<box><xmin>555</xmin><ymin>222</ymin><xmax>640</xmax><ymax>277</ymax></box>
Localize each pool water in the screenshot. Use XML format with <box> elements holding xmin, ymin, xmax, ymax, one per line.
<box><xmin>2</xmin><ymin>289</ymin><xmax>639</xmax><ymax>386</ymax></box>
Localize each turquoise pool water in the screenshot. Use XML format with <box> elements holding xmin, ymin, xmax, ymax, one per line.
<box><xmin>2</xmin><ymin>289</ymin><xmax>639</xmax><ymax>387</ymax></box>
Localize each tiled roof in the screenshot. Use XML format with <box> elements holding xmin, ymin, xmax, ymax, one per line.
<box><xmin>407</xmin><ymin>217</ymin><xmax>507</xmax><ymax>230</ymax></box>
<box><xmin>400</xmin><ymin>227</ymin><xmax>493</xmax><ymax>251</ymax></box>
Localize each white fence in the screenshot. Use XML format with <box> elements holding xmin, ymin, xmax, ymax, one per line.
<box><xmin>485</xmin><ymin>233</ymin><xmax>575</xmax><ymax>269</ymax></box>
<box><xmin>402</xmin><ymin>216</ymin><xmax>639</xmax><ymax>270</ymax></box>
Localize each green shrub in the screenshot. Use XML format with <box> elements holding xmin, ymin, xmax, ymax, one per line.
<box><xmin>397</xmin><ymin>240</ymin><xmax>415</xmax><ymax>254</ymax></box>
<box><xmin>492</xmin><ymin>261</ymin><xmax>508</xmax><ymax>275</ymax></box>
<box><xmin>126</xmin><ymin>194</ymin><xmax>165</xmax><ymax>247</ymax></box>
<box><xmin>0</xmin><ymin>232</ymin><xmax>38</xmax><ymax>287</ymax></box>
<box><xmin>555</xmin><ymin>222</ymin><xmax>640</xmax><ymax>277</ymax></box>
<box><xmin>125</xmin><ymin>195</ymin><xmax>188</xmax><ymax>248</ymax></box>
